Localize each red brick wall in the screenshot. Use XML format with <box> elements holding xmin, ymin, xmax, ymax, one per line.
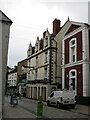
<box><xmin>65</xmin><ymin>24</ymin><xmax>80</xmax><ymax>35</ymax></box>
<box><xmin>53</xmin><ymin>19</ymin><xmax>60</xmax><ymax>36</ymax></box>
<box><xmin>65</xmin><ymin>31</ymin><xmax>82</xmax><ymax>64</ymax></box>
<box><xmin>65</xmin><ymin>64</ymin><xmax>83</xmax><ymax>96</ymax></box>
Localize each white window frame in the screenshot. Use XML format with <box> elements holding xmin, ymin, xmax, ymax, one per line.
<box><xmin>69</xmin><ymin>69</ymin><xmax>77</xmax><ymax>95</ymax></box>
<box><xmin>69</xmin><ymin>38</ymin><xmax>77</xmax><ymax>63</ymax></box>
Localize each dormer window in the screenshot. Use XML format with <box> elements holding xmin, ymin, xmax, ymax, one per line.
<box><xmin>36</xmin><ymin>43</ymin><xmax>38</xmax><ymax>52</ymax></box>
<box><xmin>69</xmin><ymin>38</ymin><xmax>77</xmax><ymax>63</ymax></box>
<box><xmin>46</xmin><ymin>36</ymin><xmax>48</xmax><ymax>46</ymax></box>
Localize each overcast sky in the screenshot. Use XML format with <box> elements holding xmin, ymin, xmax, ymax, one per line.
<box><xmin>0</xmin><ymin>0</ymin><xmax>89</xmax><ymax>68</ymax></box>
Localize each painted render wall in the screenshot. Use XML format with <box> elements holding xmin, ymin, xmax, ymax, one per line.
<box><xmin>54</xmin><ymin>20</ymin><xmax>70</xmax><ymax>86</ymax></box>
<box><xmin>0</xmin><ymin>11</ymin><xmax>12</xmax><ymax>119</ymax></box>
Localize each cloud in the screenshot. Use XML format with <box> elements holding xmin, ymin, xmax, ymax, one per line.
<box><xmin>0</xmin><ymin>0</ymin><xmax>88</xmax><ymax>67</ymax></box>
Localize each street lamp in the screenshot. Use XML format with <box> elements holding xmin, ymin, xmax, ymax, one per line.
<box><xmin>21</xmin><ymin>65</ymin><xmax>35</xmax><ymax>72</ymax></box>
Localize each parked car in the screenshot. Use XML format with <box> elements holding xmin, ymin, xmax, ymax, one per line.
<box><xmin>47</xmin><ymin>90</ymin><xmax>76</xmax><ymax>109</ymax></box>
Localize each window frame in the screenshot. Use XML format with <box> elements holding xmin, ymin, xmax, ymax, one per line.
<box><xmin>46</xmin><ymin>36</ymin><xmax>48</xmax><ymax>46</ymax></box>
<box><xmin>69</xmin><ymin>69</ymin><xmax>77</xmax><ymax>94</ymax></box>
<box><xmin>69</xmin><ymin>38</ymin><xmax>77</xmax><ymax>63</ymax></box>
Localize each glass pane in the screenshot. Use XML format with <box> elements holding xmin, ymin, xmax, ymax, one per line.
<box><xmin>71</xmin><ymin>71</ymin><xmax>75</xmax><ymax>76</ymax></box>
<box><xmin>71</xmin><ymin>40</ymin><xmax>75</xmax><ymax>45</ymax></box>
<box><xmin>72</xmin><ymin>78</ymin><xmax>75</xmax><ymax>90</ymax></box>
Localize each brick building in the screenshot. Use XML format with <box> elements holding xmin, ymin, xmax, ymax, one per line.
<box><xmin>61</xmin><ymin>20</ymin><xmax>90</xmax><ymax>104</ymax></box>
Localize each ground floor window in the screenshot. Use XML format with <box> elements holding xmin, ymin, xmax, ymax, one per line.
<box><xmin>69</xmin><ymin>69</ymin><xmax>77</xmax><ymax>91</ymax></box>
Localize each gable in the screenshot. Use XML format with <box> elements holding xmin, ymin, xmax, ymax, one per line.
<box><xmin>0</xmin><ymin>10</ymin><xmax>12</xmax><ymax>23</ymax></box>
<box><xmin>65</xmin><ymin>24</ymin><xmax>80</xmax><ymax>35</ymax></box>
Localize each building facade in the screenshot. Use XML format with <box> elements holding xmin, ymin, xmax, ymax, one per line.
<box><xmin>0</xmin><ymin>10</ymin><xmax>12</xmax><ymax>119</ymax></box>
<box><xmin>26</xmin><ymin>19</ymin><xmax>62</xmax><ymax>101</ymax></box>
<box><xmin>7</xmin><ymin>66</ymin><xmax>17</xmax><ymax>95</ymax></box>
<box><xmin>17</xmin><ymin>59</ymin><xmax>27</xmax><ymax>96</ymax></box>
<box><xmin>61</xmin><ymin>20</ymin><xmax>90</xmax><ymax>103</ymax></box>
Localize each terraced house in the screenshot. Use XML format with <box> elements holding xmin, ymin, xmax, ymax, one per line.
<box><xmin>26</xmin><ymin>19</ymin><xmax>62</xmax><ymax>101</ymax></box>
<box><xmin>61</xmin><ymin>20</ymin><xmax>90</xmax><ymax>104</ymax></box>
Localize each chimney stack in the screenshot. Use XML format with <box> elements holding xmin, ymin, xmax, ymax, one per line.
<box><xmin>53</xmin><ymin>18</ymin><xmax>61</xmax><ymax>36</ymax></box>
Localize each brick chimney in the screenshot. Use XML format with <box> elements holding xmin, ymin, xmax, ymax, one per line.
<box><xmin>53</xmin><ymin>18</ymin><xmax>61</xmax><ymax>36</ymax></box>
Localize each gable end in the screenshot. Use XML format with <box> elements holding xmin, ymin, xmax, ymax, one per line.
<box><xmin>65</xmin><ymin>24</ymin><xmax>80</xmax><ymax>35</ymax></box>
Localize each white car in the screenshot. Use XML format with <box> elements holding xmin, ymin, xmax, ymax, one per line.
<box><xmin>47</xmin><ymin>90</ymin><xmax>76</xmax><ymax>109</ymax></box>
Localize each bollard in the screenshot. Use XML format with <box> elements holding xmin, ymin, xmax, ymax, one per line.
<box><xmin>37</xmin><ymin>96</ymin><xmax>43</xmax><ymax>117</ymax></box>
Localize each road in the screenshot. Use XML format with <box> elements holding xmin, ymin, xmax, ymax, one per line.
<box><xmin>3</xmin><ymin>96</ymin><xmax>89</xmax><ymax>119</ymax></box>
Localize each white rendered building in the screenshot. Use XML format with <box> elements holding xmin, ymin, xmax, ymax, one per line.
<box><xmin>0</xmin><ymin>10</ymin><xmax>12</xmax><ymax>119</ymax></box>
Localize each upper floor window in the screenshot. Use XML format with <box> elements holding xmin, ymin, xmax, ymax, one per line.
<box><xmin>35</xmin><ymin>69</ymin><xmax>38</xmax><ymax>80</ymax></box>
<box><xmin>36</xmin><ymin>56</ymin><xmax>38</xmax><ymax>66</ymax></box>
<box><xmin>69</xmin><ymin>38</ymin><xmax>77</xmax><ymax>63</ymax></box>
<box><xmin>46</xmin><ymin>36</ymin><xmax>48</xmax><ymax>46</ymax></box>
<box><xmin>45</xmin><ymin>52</ymin><xmax>48</xmax><ymax>63</ymax></box>
<box><xmin>36</xmin><ymin>43</ymin><xmax>38</xmax><ymax>52</ymax></box>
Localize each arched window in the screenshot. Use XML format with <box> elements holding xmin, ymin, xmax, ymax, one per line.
<box><xmin>69</xmin><ymin>69</ymin><xmax>77</xmax><ymax>93</ymax></box>
<box><xmin>69</xmin><ymin>38</ymin><xmax>77</xmax><ymax>63</ymax></box>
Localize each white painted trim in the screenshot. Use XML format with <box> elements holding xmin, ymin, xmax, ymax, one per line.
<box><xmin>69</xmin><ymin>69</ymin><xmax>77</xmax><ymax>95</ymax></box>
<box><xmin>61</xmin><ymin>59</ymin><xmax>90</xmax><ymax>68</ymax></box>
<box><xmin>83</xmin><ymin>63</ymin><xmax>89</xmax><ymax>96</ymax></box>
<box><xmin>82</xmin><ymin>27</ymin><xmax>89</xmax><ymax>60</ymax></box>
<box><xmin>62</xmin><ymin>40</ymin><xmax>65</xmax><ymax>65</ymax></box>
<box><xmin>62</xmin><ymin>68</ymin><xmax>65</xmax><ymax>90</ymax></box>
<box><xmin>69</xmin><ymin>38</ymin><xmax>77</xmax><ymax>63</ymax></box>
<box><xmin>63</xmin><ymin>26</ymin><xmax>85</xmax><ymax>41</ymax></box>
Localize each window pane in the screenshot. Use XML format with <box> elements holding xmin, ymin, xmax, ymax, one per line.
<box><xmin>71</xmin><ymin>40</ymin><xmax>75</xmax><ymax>45</ymax></box>
<box><xmin>71</xmin><ymin>78</ymin><xmax>75</xmax><ymax>90</ymax></box>
<box><xmin>71</xmin><ymin>71</ymin><xmax>75</xmax><ymax>76</ymax></box>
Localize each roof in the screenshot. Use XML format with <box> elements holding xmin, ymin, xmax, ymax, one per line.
<box><xmin>8</xmin><ymin>68</ymin><xmax>17</xmax><ymax>74</ymax></box>
<box><xmin>55</xmin><ymin>18</ymin><xmax>90</xmax><ymax>38</ymax></box>
<box><xmin>0</xmin><ymin>10</ymin><xmax>12</xmax><ymax>24</ymax></box>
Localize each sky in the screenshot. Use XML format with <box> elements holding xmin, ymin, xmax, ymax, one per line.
<box><xmin>0</xmin><ymin>0</ymin><xmax>89</xmax><ymax>68</ymax></box>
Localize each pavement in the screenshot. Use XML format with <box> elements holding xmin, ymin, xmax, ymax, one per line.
<box><xmin>2</xmin><ymin>96</ymin><xmax>89</xmax><ymax>119</ymax></box>
<box><xmin>2</xmin><ymin>97</ymin><xmax>37</xmax><ymax>119</ymax></box>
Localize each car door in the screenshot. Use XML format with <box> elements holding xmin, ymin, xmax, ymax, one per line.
<box><xmin>50</xmin><ymin>92</ymin><xmax>56</xmax><ymax>105</ymax></box>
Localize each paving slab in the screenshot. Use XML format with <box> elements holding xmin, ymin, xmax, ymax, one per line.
<box><xmin>2</xmin><ymin>98</ymin><xmax>37</xmax><ymax>119</ymax></box>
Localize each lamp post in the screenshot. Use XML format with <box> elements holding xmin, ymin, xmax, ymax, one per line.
<box><xmin>21</xmin><ymin>65</ymin><xmax>35</xmax><ymax>71</ymax></box>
